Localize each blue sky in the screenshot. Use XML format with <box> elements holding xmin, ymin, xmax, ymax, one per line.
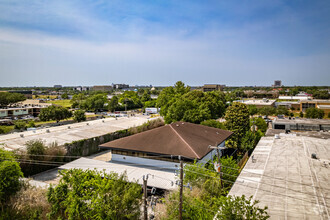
<box><xmin>0</xmin><ymin>0</ymin><xmax>329</xmax><ymax>87</ymax></box>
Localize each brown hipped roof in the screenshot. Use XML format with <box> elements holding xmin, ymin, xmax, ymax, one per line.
<box><xmin>100</xmin><ymin>121</ymin><xmax>233</xmax><ymax>159</ymax></box>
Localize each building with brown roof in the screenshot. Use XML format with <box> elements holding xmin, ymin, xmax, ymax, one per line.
<box><xmin>100</xmin><ymin>121</ymin><xmax>233</xmax><ymax>164</ymax></box>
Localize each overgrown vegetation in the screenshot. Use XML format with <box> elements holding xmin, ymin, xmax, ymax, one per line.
<box><xmin>47</xmin><ymin>169</ymin><xmax>142</xmax><ymax>220</ymax></box>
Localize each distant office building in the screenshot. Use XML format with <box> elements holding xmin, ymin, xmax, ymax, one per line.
<box><xmin>273</xmin><ymin>80</ymin><xmax>282</xmax><ymax>87</ymax></box>
<box><xmin>202</xmin><ymin>84</ymin><xmax>225</xmax><ymax>92</ymax></box>
<box><xmin>113</xmin><ymin>84</ymin><xmax>129</xmax><ymax>89</ymax></box>
<box><xmin>54</xmin><ymin>85</ymin><xmax>62</xmax><ymax>88</ymax></box>
<box><xmin>74</xmin><ymin>86</ymin><xmax>90</xmax><ymax>92</ymax></box>
<box><xmin>300</xmin><ymin>99</ymin><xmax>330</xmax><ymax>114</ymax></box>
<box><xmin>93</xmin><ymin>85</ymin><xmax>113</xmax><ymax>91</ymax></box>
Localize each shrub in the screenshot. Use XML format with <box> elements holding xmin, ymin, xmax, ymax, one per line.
<box><xmin>0</xmin><ymin>148</ymin><xmax>23</xmax><ymax>206</ymax></box>
<box><xmin>25</xmin><ymin>140</ymin><xmax>46</xmax><ymax>161</ymax></box>
<box><xmin>10</xmin><ymin>183</ymin><xmax>50</xmax><ymax>220</ymax></box>
<box><xmin>14</xmin><ymin>120</ymin><xmax>27</xmax><ymax>131</ymax></box>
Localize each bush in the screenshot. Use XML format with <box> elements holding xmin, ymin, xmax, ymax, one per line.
<box><xmin>14</xmin><ymin>120</ymin><xmax>27</xmax><ymax>131</ymax></box>
<box><xmin>0</xmin><ymin>148</ymin><xmax>23</xmax><ymax>206</ymax></box>
<box><xmin>0</xmin><ymin>126</ymin><xmax>14</xmax><ymax>134</ymax></box>
<box><xmin>9</xmin><ymin>182</ymin><xmax>50</xmax><ymax>220</ymax></box>
<box><xmin>299</xmin><ymin>111</ymin><xmax>304</xmax><ymax>118</ymax></box>
<box><xmin>47</xmin><ymin>169</ymin><xmax>142</xmax><ymax>220</ymax></box>
<box><xmin>25</xmin><ymin>140</ymin><xmax>46</xmax><ymax>161</ymax></box>
<box><xmin>73</xmin><ymin>110</ymin><xmax>86</xmax><ymax>122</ymax></box>
<box><xmin>27</xmin><ymin>120</ymin><xmax>35</xmax><ymax>128</ymax></box>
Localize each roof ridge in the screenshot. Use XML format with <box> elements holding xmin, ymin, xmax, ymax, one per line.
<box><xmin>169</xmin><ymin>123</ymin><xmax>199</xmax><ymax>158</ymax></box>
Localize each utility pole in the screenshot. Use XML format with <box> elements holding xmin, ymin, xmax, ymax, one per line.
<box><xmin>179</xmin><ymin>156</ymin><xmax>183</xmax><ymax>220</ymax></box>
<box><xmin>143</xmin><ymin>175</ymin><xmax>148</xmax><ymax>220</ymax></box>
<box><xmin>209</xmin><ymin>144</ymin><xmax>226</xmax><ymax>187</ymax></box>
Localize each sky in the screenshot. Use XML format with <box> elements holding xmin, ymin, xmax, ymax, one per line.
<box><xmin>0</xmin><ymin>0</ymin><xmax>330</xmax><ymax>87</ymax></box>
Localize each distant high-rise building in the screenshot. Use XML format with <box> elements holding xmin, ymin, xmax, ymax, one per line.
<box><xmin>54</xmin><ymin>85</ymin><xmax>62</xmax><ymax>88</ymax></box>
<box><xmin>274</xmin><ymin>80</ymin><xmax>282</xmax><ymax>87</ymax></box>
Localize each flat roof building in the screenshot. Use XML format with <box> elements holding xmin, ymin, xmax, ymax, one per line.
<box><xmin>234</xmin><ymin>99</ymin><xmax>276</xmax><ymax>108</ymax></box>
<box><xmin>228</xmin><ymin>134</ymin><xmax>330</xmax><ymax>219</ymax></box>
<box><xmin>272</xmin><ymin>118</ymin><xmax>330</xmax><ymax>131</ymax></box>
<box><xmin>202</xmin><ymin>84</ymin><xmax>225</xmax><ymax>92</ymax></box>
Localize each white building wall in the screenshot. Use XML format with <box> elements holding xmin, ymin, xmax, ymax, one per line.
<box><xmin>111</xmin><ymin>154</ymin><xmax>180</xmax><ymax>170</ymax></box>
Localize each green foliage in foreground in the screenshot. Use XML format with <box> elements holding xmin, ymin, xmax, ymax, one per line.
<box><xmin>0</xmin><ymin>148</ymin><xmax>23</xmax><ymax>207</ymax></box>
<box><xmin>163</xmin><ymin>161</ymin><xmax>269</xmax><ymax>220</ymax></box>
<box><xmin>47</xmin><ymin>169</ymin><xmax>142</xmax><ymax>220</ymax></box>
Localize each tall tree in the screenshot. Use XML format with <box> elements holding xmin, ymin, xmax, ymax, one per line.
<box><xmin>224</xmin><ymin>102</ymin><xmax>250</xmax><ymax>150</ymax></box>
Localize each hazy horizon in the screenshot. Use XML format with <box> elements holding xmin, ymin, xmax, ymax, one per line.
<box><xmin>1</xmin><ymin>1</ymin><xmax>330</xmax><ymax>87</ymax></box>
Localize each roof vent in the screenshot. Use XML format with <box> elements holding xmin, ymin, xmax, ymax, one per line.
<box><xmin>46</xmin><ymin>129</ymin><xmax>50</xmax><ymax>133</ymax></box>
<box><xmin>20</xmin><ymin>134</ymin><xmax>24</xmax><ymax>138</ymax></box>
<box><xmin>182</xmin><ymin>122</ymin><xmax>184</xmax><ymax>125</ymax></box>
<box><xmin>311</xmin><ymin>153</ymin><xmax>317</xmax><ymax>159</ymax></box>
<box><xmin>176</xmin><ymin>124</ymin><xmax>179</xmax><ymax>127</ymax></box>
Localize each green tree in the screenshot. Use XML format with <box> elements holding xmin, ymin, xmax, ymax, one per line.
<box><xmin>0</xmin><ymin>148</ymin><xmax>23</xmax><ymax>208</ymax></box>
<box><xmin>163</xmin><ymin>90</ymin><xmax>225</xmax><ymax>124</ymax></box>
<box><xmin>157</xmin><ymin>81</ymin><xmax>190</xmax><ymax>117</ymax></box>
<box><xmin>73</xmin><ymin>110</ymin><xmax>86</xmax><ymax>122</ymax></box>
<box><xmin>108</xmin><ymin>96</ymin><xmax>119</xmax><ymax>112</ymax></box>
<box><xmin>259</xmin><ymin>106</ymin><xmax>276</xmax><ymax>117</ymax></box>
<box><xmin>299</xmin><ymin>111</ymin><xmax>304</xmax><ymax>118</ymax></box>
<box><xmin>224</xmin><ymin>102</ymin><xmax>250</xmax><ymax>150</ymax></box>
<box><xmin>47</xmin><ymin>169</ymin><xmax>142</xmax><ymax>220</ymax></box>
<box><xmin>119</xmin><ymin>91</ymin><xmax>142</xmax><ymax>110</ymax></box>
<box><xmin>328</xmin><ymin>112</ymin><xmax>330</xmax><ymax>119</ymax></box>
<box><xmin>248</xmin><ymin>105</ymin><xmax>258</xmax><ymax>116</ymax></box>
<box><xmin>253</xmin><ymin>117</ymin><xmax>268</xmax><ymax>133</ymax></box>
<box><xmin>140</xmin><ymin>90</ymin><xmax>151</xmax><ymax>102</ymax></box>
<box><xmin>201</xmin><ymin>119</ymin><xmax>226</xmax><ymax>130</ymax></box>
<box><xmin>61</xmin><ymin>93</ymin><xmax>69</xmax><ymax>99</ymax></box>
<box><xmin>81</xmin><ymin>94</ymin><xmax>108</xmax><ymax>112</ymax></box>
<box><xmin>276</xmin><ymin>106</ymin><xmax>289</xmax><ymax>116</ymax></box>
<box><xmin>0</xmin><ymin>92</ymin><xmax>26</xmax><ymax>107</ymax></box>
<box><xmin>39</xmin><ymin>105</ymin><xmax>72</xmax><ymax>123</ymax></box>
<box><xmin>305</xmin><ymin>107</ymin><xmax>324</xmax><ymax>119</ymax></box>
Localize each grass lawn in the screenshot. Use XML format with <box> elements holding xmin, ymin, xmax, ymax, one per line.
<box><xmin>47</xmin><ymin>99</ymin><xmax>72</xmax><ymax>108</ymax></box>
<box><xmin>33</xmin><ymin>95</ymin><xmax>58</xmax><ymax>99</ymax></box>
<box><xmin>0</xmin><ymin>125</ymin><xmax>14</xmax><ymax>134</ymax></box>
